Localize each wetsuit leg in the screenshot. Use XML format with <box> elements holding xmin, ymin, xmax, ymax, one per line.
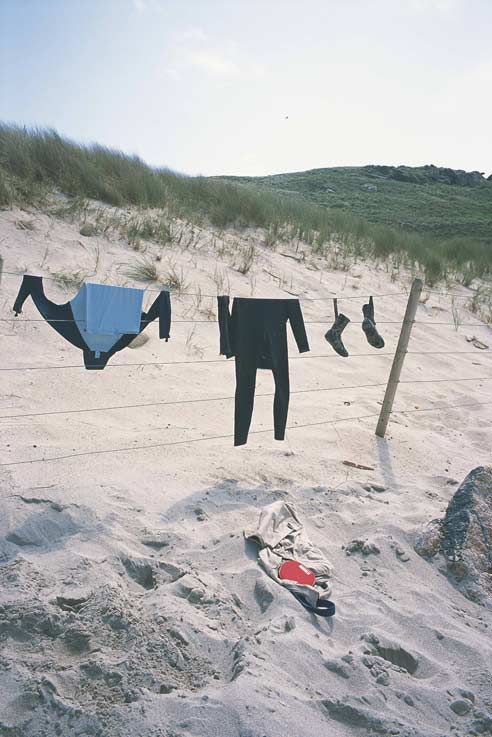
<box><xmin>234</xmin><ymin>354</ymin><xmax>258</xmax><ymax>446</ymax></box>
<box><xmin>271</xmin><ymin>350</ymin><xmax>290</xmax><ymax>441</ymax></box>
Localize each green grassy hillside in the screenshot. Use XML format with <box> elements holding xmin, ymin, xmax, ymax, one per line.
<box><xmin>219</xmin><ymin>165</ymin><xmax>492</xmax><ymax>241</ymax></box>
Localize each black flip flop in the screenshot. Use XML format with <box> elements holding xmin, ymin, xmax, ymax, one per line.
<box><xmin>292</xmin><ymin>592</ymin><xmax>336</xmax><ymax>617</ymax></box>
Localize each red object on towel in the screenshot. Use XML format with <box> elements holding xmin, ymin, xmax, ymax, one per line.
<box><xmin>278</xmin><ymin>560</ymin><xmax>315</xmax><ymax>586</ymax></box>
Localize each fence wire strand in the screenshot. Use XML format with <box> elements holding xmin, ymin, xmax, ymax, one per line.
<box><xmin>1</xmin><ymin>399</ymin><xmax>490</xmax><ymax>468</ymax></box>
<box><xmin>0</xmin><ymin>317</ymin><xmax>489</xmax><ymax>327</ymax></box>
<box><xmin>1</xmin><ymin>376</ymin><xmax>491</xmax><ymax>422</ymax></box>
<box><xmin>1</xmin><ymin>348</ymin><xmax>492</xmax><ymax>372</ymax></box>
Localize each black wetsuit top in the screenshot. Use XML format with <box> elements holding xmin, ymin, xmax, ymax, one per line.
<box><xmin>217</xmin><ymin>296</ymin><xmax>310</xmax><ymax>446</ymax></box>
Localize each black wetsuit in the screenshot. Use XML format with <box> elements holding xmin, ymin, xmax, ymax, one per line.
<box><xmin>218</xmin><ymin>296</ymin><xmax>310</xmax><ymax>446</ymax></box>
<box><xmin>13</xmin><ymin>275</ymin><xmax>171</xmax><ymax>370</ymax></box>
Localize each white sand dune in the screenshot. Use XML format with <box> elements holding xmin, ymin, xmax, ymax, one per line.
<box><xmin>0</xmin><ymin>205</ymin><xmax>491</xmax><ymax>737</ymax></box>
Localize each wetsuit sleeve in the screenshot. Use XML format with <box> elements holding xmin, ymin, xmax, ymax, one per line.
<box><xmin>158</xmin><ymin>290</ymin><xmax>171</xmax><ymax>341</ymax></box>
<box><xmin>287</xmin><ymin>300</ymin><xmax>310</xmax><ymax>353</ymax></box>
<box><xmin>144</xmin><ymin>290</ymin><xmax>171</xmax><ymax>341</ymax></box>
<box><xmin>217</xmin><ymin>295</ymin><xmax>234</xmax><ymax>357</ymax></box>
<box><xmin>13</xmin><ymin>274</ymin><xmax>41</xmax><ymax>316</ymax></box>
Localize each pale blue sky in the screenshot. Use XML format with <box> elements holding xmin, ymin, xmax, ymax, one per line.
<box><xmin>1</xmin><ymin>0</ymin><xmax>491</xmax><ymax>176</ymax></box>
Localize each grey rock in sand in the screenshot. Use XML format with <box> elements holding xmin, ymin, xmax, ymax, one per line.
<box><xmin>346</xmin><ymin>538</ymin><xmax>380</xmax><ymax>556</ymax></box>
<box><xmin>363</xmin><ymin>483</ymin><xmax>386</xmax><ymax>493</ymax></box>
<box><xmin>79</xmin><ymin>222</ymin><xmax>96</xmax><ymax>236</ymax></box>
<box><xmin>395</xmin><ymin>545</ymin><xmax>411</xmax><ymax>562</ymax></box>
<box><xmin>415</xmin><ymin>466</ymin><xmax>492</xmax><ymax>607</ymax></box>
<box><xmin>450</xmin><ymin>698</ymin><xmax>472</xmax><ymax>715</ymax></box>
<box><xmin>324</xmin><ymin>658</ymin><xmax>351</xmax><ymax>679</ymax></box>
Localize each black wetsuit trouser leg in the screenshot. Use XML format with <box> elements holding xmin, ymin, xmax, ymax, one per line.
<box><xmin>271</xmin><ymin>350</ymin><xmax>290</xmax><ymax>441</ymax></box>
<box><xmin>234</xmin><ymin>355</ymin><xmax>258</xmax><ymax>446</ymax></box>
<box><xmin>235</xmin><ymin>340</ymin><xmax>290</xmax><ymax>445</ymax></box>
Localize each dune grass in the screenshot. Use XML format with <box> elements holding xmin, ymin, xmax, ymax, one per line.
<box><xmin>122</xmin><ymin>255</ymin><xmax>161</xmax><ymax>283</ymax></box>
<box><xmin>1</xmin><ymin>122</ymin><xmax>491</xmax><ymax>286</ymax></box>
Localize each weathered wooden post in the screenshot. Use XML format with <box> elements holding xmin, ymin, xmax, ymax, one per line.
<box><xmin>375</xmin><ymin>277</ymin><xmax>423</xmax><ymax>438</ymax></box>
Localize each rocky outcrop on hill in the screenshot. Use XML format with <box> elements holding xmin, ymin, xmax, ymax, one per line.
<box><xmin>414</xmin><ymin>466</ymin><xmax>492</xmax><ymax>607</ymax></box>
<box><xmin>364</xmin><ymin>164</ymin><xmax>487</xmax><ymax>187</ymax></box>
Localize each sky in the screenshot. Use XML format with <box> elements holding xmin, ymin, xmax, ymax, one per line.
<box><xmin>1</xmin><ymin>0</ymin><xmax>491</xmax><ymax>176</ymax></box>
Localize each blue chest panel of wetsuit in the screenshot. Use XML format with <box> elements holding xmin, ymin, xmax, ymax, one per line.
<box><xmin>71</xmin><ymin>283</ymin><xmax>144</xmax><ymax>358</ymax></box>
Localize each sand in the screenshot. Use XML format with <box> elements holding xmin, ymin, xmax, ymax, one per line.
<box><xmin>0</xmin><ymin>203</ymin><xmax>491</xmax><ymax>737</ymax></box>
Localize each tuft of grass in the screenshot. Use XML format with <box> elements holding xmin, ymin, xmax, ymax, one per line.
<box><xmin>123</xmin><ymin>255</ymin><xmax>160</xmax><ymax>282</ymax></box>
<box><xmin>467</xmin><ymin>283</ymin><xmax>492</xmax><ymax>324</ymax></box>
<box><xmin>51</xmin><ymin>196</ymin><xmax>91</xmax><ymax>221</ymax></box>
<box><xmin>450</xmin><ymin>296</ymin><xmax>462</xmax><ymax>331</ymax></box>
<box><xmin>210</xmin><ymin>267</ymin><xmax>230</xmax><ymax>295</ymax></box>
<box><xmin>51</xmin><ymin>270</ymin><xmax>85</xmax><ymax>291</ymax></box>
<box><xmin>234</xmin><ymin>242</ymin><xmax>258</xmax><ymax>275</ymax></box>
<box><xmin>125</xmin><ymin>215</ymin><xmax>172</xmax><ymax>247</ymax></box>
<box><xmin>163</xmin><ymin>263</ymin><xmax>189</xmax><ymax>295</ymax></box>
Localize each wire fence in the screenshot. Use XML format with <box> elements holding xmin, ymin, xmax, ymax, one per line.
<box><xmin>0</xmin><ymin>269</ymin><xmax>491</xmax><ymax>469</ymax></box>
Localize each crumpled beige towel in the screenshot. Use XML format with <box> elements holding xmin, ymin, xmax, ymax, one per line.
<box><xmin>244</xmin><ymin>500</ymin><xmax>333</xmax><ymax>608</ymax></box>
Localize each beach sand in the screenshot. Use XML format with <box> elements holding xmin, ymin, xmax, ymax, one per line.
<box><xmin>0</xmin><ymin>204</ymin><xmax>491</xmax><ymax>737</ymax></box>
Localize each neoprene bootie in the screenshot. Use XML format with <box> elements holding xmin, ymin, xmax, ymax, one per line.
<box><xmin>362</xmin><ymin>296</ymin><xmax>385</xmax><ymax>349</ymax></box>
<box><xmin>325</xmin><ymin>313</ymin><xmax>350</xmax><ymax>357</ymax></box>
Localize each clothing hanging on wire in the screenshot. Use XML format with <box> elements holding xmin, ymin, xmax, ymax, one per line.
<box><xmin>325</xmin><ymin>295</ymin><xmax>384</xmax><ymax>356</ymax></box>
<box><xmin>362</xmin><ymin>296</ymin><xmax>385</xmax><ymax>349</ymax></box>
<box><xmin>217</xmin><ymin>296</ymin><xmax>310</xmax><ymax>446</ymax></box>
<box><xmin>325</xmin><ymin>297</ymin><xmax>350</xmax><ymax>357</ymax></box>
<box><xmin>12</xmin><ymin>275</ymin><xmax>171</xmax><ymax>370</ymax></box>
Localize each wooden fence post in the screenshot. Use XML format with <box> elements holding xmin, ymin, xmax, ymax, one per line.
<box><xmin>375</xmin><ymin>277</ymin><xmax>423</xmax><ymax>438</ymax></box>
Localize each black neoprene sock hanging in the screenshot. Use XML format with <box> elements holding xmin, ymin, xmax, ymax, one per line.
<box><xmin>324</xmin><ymin>298</ymin><xmax>350</xmax><ymax>357</ymax></box>
<box><xmin>362</xmin><ymin>296</ymin><xmax>385</xmax><ymax>349</ymax></box>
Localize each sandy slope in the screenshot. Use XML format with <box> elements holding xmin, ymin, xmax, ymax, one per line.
<box><xmin>0</xmin><ymin>204</ymin><xmax>491</xmax><ymax>737</ymax></box>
